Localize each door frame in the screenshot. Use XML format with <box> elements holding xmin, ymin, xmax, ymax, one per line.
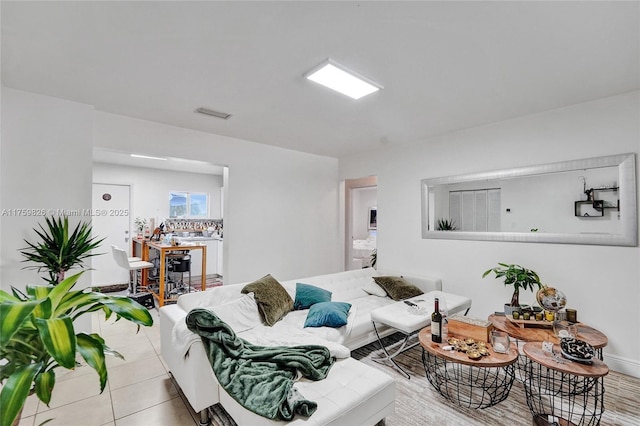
<box><xmin>344</xmin><ymin>176</ymin><xmax>377</xmax><ymax>270</ymax></box>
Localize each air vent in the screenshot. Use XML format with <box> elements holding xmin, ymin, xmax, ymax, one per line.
<box><xmin>195</xmin><ymin>107</ymin><xmax>232</xmax><ymax>120</ymax></box>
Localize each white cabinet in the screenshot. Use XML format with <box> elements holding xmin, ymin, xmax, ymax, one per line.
<box><xmin>187</xmin><ymin>239</ymin><xmax>222</xmax><ymax>277</ymax></box>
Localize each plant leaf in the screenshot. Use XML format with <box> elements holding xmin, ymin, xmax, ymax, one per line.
<box><xmin>101</xmin><ymin>296</ymin><xmax>153</xmax><ymax>326</ymax></box>
<box><xmin>35</xmin><ymin>369</ymin><xmax>56</xmax><ymax>406</ymax></box>
<box><xmin>47</xmin><ymin>272</ymin><xmax>82</xmax><ymax>312</ymax></box>
<box><xmin>76</xmin><ymin>333</ymin><xmax>109</xmax><ymax>392</ymax></box>
<box><xmin>0</xmin><ymin>300</ymin><xmax>39</xmax><ymax>347</ymax></box>
<box><xmin>34</xmin><ymin>317</ymin><xmax>76</xmax><ymax>369</ymax></box>
<box><xmin>0</xmin><ymin>362</ymin><xmax>41</xmax><ymax>426</ymax></box>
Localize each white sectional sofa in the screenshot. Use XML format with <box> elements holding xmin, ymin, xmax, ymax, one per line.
<box><xmin>159</xmin><ymin>268</ymin><xmax>472</xmax><ymax>425</ymax></box>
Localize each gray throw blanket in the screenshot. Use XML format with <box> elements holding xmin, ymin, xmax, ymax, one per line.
<box><xmin>185</xmin><ymin>308</ymin><xmax>335</xmax><ymax>420</ymax></box>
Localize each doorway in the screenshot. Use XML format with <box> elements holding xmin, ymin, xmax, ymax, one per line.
<box><xmin>91</xmin><ymin>183</ymin><xmax>132</xmax><ymax>286</ymax></box>
<box><xmin>344</xmin><ymin>176</ymin><xmax>377</xmax><ymax>270</ymax></box>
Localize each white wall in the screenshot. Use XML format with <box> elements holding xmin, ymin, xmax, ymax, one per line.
<box><xmin>93</xmin><ymin>111</ymin><xmax>341</xmax><ymax>285</ymax></box>
<box><xmin>352</xmin><ymin>187</ymin><xmax>377</xmax><ymax>240</ymax></box>
<box><xmin>92</xmin><ymin>163</ymin><xmax>224</xmax><ymax>229</ymax></box>
<box><xmin>1</xmin><ymin>88</ymin><xmax>94</xmax><ymax>292</ymax></box>
<box><xmin>339</xmin><ymin>91</ymin><xmax>640</xmax><ymax>376</ymax></box>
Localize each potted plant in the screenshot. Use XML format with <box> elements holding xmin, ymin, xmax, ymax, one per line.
<box><xmin>134</xmin><ymin>217</ymin><xmax>147</xmax><ymax>238</ymax></box>
<box><xmin>20</xmin><ymin>216</ymin><xmax>105</xmax><ymax>285</ymax></box>
<box><xmin>436</xmin><ymin>218</ymin><xmax>457</xmax><ymax>231</ymax></box>
<box><xmin>0</xmin><ymin>271</ymin><xmax>153</xmax><ymax>426</ymax></box>
<box><xmin>370</xmin><ymin>249</ymin><xmax>377</xmax><ymax>269</ymax></box>
<box><xmin>482</xmin><ymin>263</ymin><xmax>543</xmax><ymax>315</ymax></box>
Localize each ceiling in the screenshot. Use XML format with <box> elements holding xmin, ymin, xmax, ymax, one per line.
<box><xmin>2</xmin><ymin>1</ymin><xmax>639</xmax><ymax>161</ymax></box>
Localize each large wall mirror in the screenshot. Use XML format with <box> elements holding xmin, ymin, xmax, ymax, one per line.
<box><xmin>421</xmin><ymin>153</ymin><xmax>637</xmax><ymax>246</ymax></box>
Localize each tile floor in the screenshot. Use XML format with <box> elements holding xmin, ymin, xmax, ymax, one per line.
<box><xmin>17</xmin><ymin>308</ymin><xmax>201</xmax><ymax>426</ymax></box>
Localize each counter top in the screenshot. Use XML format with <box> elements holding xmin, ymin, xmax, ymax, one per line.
<box><xmin>175</xmin><ymin>236</ymin><xmax>222</xmax><ymax>243</ymax></box>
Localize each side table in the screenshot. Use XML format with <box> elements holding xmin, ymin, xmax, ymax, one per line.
<box><xmin>522</xmin><ymin>342</ymin><xmax>608</xmax><ymax>426</ymax></box>
<box><xmin>418</xmin><ymin>327</ymin><xmax>518</xmax><ymax>409</ymax></box>
<box><xmin>489</xmin><ymin>314</ymin><xmax>608</xmax><ymax>359</ymax></box>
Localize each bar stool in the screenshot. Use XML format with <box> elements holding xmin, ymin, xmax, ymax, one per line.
<box><xmin>112</xmin><ymin>246</ymin><xmax>155</xmax><ymax>309</ymax></box>
<box><xmin>112</xmin><ymin>244</ymin><xmax>141</xmax><ymax>262</ymax></box>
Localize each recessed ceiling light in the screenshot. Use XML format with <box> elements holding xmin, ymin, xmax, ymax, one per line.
<box><xmin>304</xmin><ymin>59</ymin><xmax>382</xmax><ymax>100</ymax></box>
<box><xmin>130</xmin><ymin>154</ymin><xmax>167</xmax><ymax>161</ymax></box>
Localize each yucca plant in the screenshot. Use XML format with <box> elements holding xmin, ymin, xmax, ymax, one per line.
<box><xmin>0</xmin><ymin>272</ymin><xmax>153</xmax><ymax>426</ymax></box>
<box><xmin>20</xmin><ymin>216</ymin><xmax>105</xmax><ymax>285</ymax></box>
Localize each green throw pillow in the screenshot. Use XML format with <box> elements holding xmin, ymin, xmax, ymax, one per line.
<box><xmin>304</xmin><ymin>302</ymin><xmax>352</xmax><ymax>328</ymax></box>
<box><xmin>294</xmin><ymin>283</ymin><xmax>332</xmax><ymax>310</ymax></box>
<box><xmin>373</xmin><ymin>276</ymin><xmax>424</xmax><ymax>301</ymax></box>
<box><xmin>241</xmin><ymin>274</ymin><xmax>293</xmax><ymax>326</ymax></box>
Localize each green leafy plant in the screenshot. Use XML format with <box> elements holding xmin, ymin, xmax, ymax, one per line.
<box><xmin>0</xmin><ymin>272</ymin><xmax>153</xmax><ymax>426</ymax></box>
<box><xmin>436</xmin><ymin>218</ymin><xmax>457</xmax><ymax>231</ymax></box>
<box><xmin>370</xmin><ymin>249</ymin><xmax>377</xmax><ymax>269</ymax></box>
<box><xmin>482</xmin><ymin>263</ymin><xmax>542</xmax><ymax>307</ymax></box>
<box><xmin>134</xmin><ymin>217</ymin><xmax>147</xmax><ymax>233</ymax></box>
<box><xmin>20</xmin><ymin>216</ymin><xmax>105</xmax><ymax>285</ymax></box>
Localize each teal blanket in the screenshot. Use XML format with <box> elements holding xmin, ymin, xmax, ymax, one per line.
<box><xmin>185</xmin><ymin>308</ymin><xmax>335</xmax><ymax>420</ymax></box>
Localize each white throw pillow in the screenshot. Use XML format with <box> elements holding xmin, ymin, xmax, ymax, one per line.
<box><xmin>362</xmin><ymin>279</ymin><xmax>387</xmax><ymax>297</ymax></box>
<box><xmin>211</xmin><ymin>292</ymin><xmax>261</xmax><ymax>333</ymax></box>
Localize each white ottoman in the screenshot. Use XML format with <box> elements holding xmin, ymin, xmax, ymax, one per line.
<box><xmin>217</xmin><ymin>357</ymin><xmax>395</xmax><ymax>425</ymax></box>
<box><xmin>370</xmin><ymin>291</ymin><xmax>472</xmax><ymax>377</ymax></box>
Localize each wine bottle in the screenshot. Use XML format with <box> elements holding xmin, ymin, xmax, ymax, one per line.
<box><xmin>431</xmin><ymin>298</ymin><xmax>443</xmax><ymax>343</ymax></box>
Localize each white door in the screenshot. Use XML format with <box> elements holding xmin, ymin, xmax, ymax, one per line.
<box><xmin>91</xmin><ymin>183</ymin><xmax>131</xmax><ymax>286</ymax></box>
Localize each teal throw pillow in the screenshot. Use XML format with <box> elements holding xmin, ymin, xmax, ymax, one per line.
<box><xmin>294</xmin><ymin>282</ymin><xmax>332</xmax><ymax>310</ymax></box>
<box><xmin>304</xmin><ymin>302</ymin><xmax>352</xmax><ymax>328</ymax></box>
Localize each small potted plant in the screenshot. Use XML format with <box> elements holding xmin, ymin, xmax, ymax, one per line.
<box><xmin>436</xmin><ymin>218</ymin><xmax>457</xmax><ymax>231</ymax></box>
<box><xmin>482</xmin><ymin>263</ymin><xmax>543</xmax><ymax>315</ymax></box>
<box><xmin>134</xmin><ymin>217</ymin><xmax>147</xmax><ymax>238</ymax></box>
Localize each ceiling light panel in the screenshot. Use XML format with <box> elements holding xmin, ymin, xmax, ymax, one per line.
<box><xmin>196</xmin><ymin>107</ymin><xmax>232</xmax><ymax>120</ymax></box>
<box><xmin>130</xmin><ymin>154</ymin><xmax>167</xmax><ymax>161</ymax></box>
<box><xmin>305</xmin><ymin>59</ymin><xmax>382</xmax><ymax>100</ymax></box>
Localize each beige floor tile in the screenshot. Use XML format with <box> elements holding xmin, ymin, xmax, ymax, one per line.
<box><xmin>107</xmin><ymin>356</ymin><xmax>167</xmax><ymax>390</ymax></box>
<box><xmin>20</xmin><ymin>392</ymin><xmax>41</xmax><ymax>417</ymax></box>
<box><xmin>33</xmin><ymin>392</ymin><xmax>113</xmax><ymax>426</ymax></box>
<box><xmin>101</xmin><ymin>329</ymin><xmax>152</xmax><ymax>350</ymax></box>
<box><xmin>16</xmin><ymin>413</ymin><xmax>34</xmax><ymax>426</ymax></box>
<box><xmin>105</xmin><ymin>340</ymin><xmax>158</xmax><ymax>368</ymax></box>
<box><xmin>111</xmin><ymin>374</ymin><xmax>179</xmax><ymax>419</ymax></box>
<box><xmin>115</xmin><ymin>397</ymin><xmax>196</xmax><ymax>426</ymax></box>
<box><xmin>38</xmin><ymin>369</ymin><xmax>105</xmax><ymax>411</ymax></box>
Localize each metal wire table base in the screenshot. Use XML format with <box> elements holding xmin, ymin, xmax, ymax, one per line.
<box><xmin>522</xmin><ymin>358</ymin><xmax>605</xmax><ymax>426</ymax></box>
<box><xmin>421</xmin><ymin>350</ymin><xmax>516</xmax><ymax>409</ymax></box>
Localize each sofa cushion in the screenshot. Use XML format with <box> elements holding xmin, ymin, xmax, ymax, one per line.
<box><xmin>211</xmin><ymin>293</ymin><xmax>261</xmax><ymax>333</ymax></box>
<box><xmin>373</xmin><ymin>276</ymin><xmax>424</xmax><ymax>301</ymax></box>
<box><xmin>241</xmin><ymin>274</ymin><xmax>293</xmax><ymax>326</ymax></box>
<box><xmin>304</xmin><ymin>302</ymin><xmax>352</xmax><ymax>328</ymax></box>
<box><xmin>294</xmin><ymin>283</ymin><xmax>332</xmax><ymax>310</ymax></box>
<box><xmin>362</xmin><ymin>279</ymin><xmax>387</xmax><ymax>297</ymax></box>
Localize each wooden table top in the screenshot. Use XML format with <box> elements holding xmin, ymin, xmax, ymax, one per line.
<box><xmin>488</xmin><ymin>314</ymin><xmax>608</xmax><ymax>349</ymax></box>
<box><xmin>523</xmin><ymin>342</ymin><xmax>609</xmax><ymax>377</ymax></box>
<box><xmin>419</xmin><ymin>327</ymin><xmax>518</xmax><ymax>367</ymax></box>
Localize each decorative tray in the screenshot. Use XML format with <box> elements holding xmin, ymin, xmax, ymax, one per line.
<box><xmin>560</xmin><ymin>338</ymin><xmax>594</xmax><ymax>364</ymax></box>
<box><xmin>505</xmin><ymin>314</ymin><xmax>554</xmax><ymax>329</ymax></box>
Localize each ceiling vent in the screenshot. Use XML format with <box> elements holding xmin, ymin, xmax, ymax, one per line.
<box><xmin>195</xmin><ymin>107</ymin><xmax>232</xmax><ymax>120</ymax></box>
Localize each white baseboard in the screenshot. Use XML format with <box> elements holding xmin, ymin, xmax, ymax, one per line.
<box><xmin>603</xmin><ymin>352</ymin><xmax>640</xmax><ymax>378</ymax></box>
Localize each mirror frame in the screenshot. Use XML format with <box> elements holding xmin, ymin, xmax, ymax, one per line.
<box><xmin>421</xmin><ymin>153</ymin><xmax>637</xmax><ymax>246</ymax></box>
